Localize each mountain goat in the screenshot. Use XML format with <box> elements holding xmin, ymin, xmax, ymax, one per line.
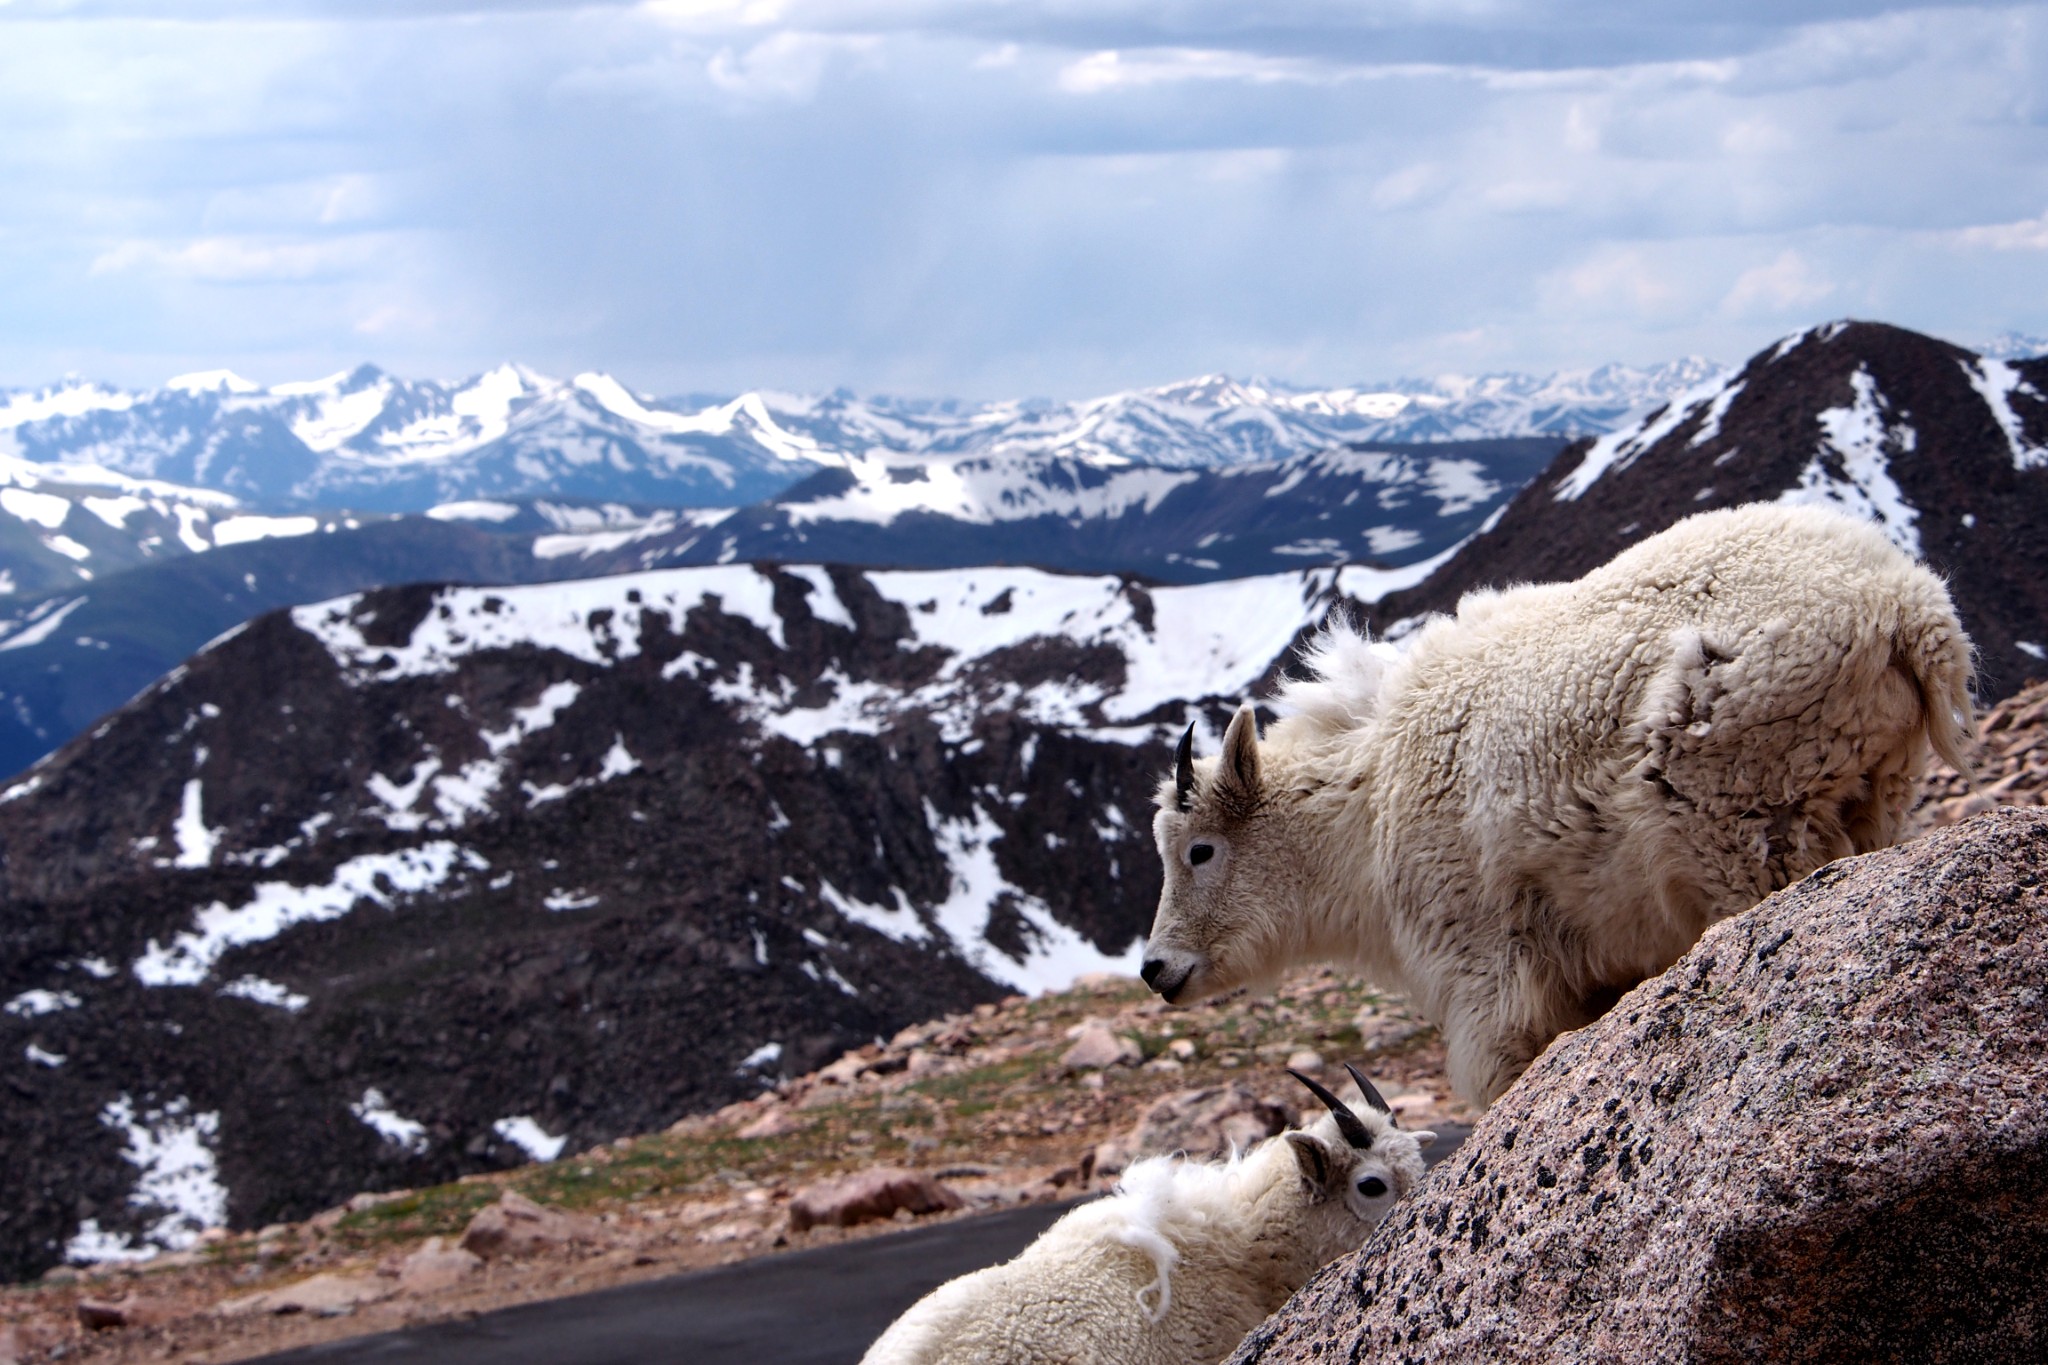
<box><xmin>860</xmin><ymin>1066</ymin><xmax>1433</xmax><ymax>1365</ymax></box>
<box><xmin>1144</xmin><ymin>503</ymin><xmax>1975</xmax><ymax>1107</ymax></box>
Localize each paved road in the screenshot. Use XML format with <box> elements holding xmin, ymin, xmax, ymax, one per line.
<box><xmin>260</xmin><ymin>1123</ymin><xmax>1471</xmax><ymax>1365</ymax></box>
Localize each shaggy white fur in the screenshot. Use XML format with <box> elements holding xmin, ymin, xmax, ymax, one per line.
<box><xmin>860</xmin><ymin>1100</ymin><xmax>1430</xmax><ymax>1365</ymax></box>
<box><xmin>1144</xmin><ymin>503</ymin><xmax>1976</xmax><ymax>1106</ymax></box>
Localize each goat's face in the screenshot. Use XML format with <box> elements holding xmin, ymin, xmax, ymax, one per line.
<box><xmin>1143</xmin><ymin>703</ymin><xmax>1302</xmax><ymax>1005</ymax></box>
<box><xmin>1284</xmin><ymin>1067</ymin><xmax>1435</xmax><ymax>1260</ymax></box>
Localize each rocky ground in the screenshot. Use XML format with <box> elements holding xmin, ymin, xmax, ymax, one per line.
<box><xmin>5</xmin><ymin>674</ymin><xmax>2039</xmax><ymax>1365</ymax></box>
<box><xmin>0</xmin><ymin>968</ymin><xmax>1474</xmax><ymax>1364</ymax></box>
<box><xmin>1915</xmin><ymin>677</ymin><xmax>2048</xmax><ymax>827</ymax></box>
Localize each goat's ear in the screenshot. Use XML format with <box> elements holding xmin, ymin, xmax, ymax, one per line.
<box><xmin>1285</xmin><ymin>1132</ymin><xmax>1338</xmax><ymax>1198</ymax></box>
<box><xmin>1409</xmin><ymin>1130</ymin><xmax>1437</xmax><ymax>1152</ymax></box>
<box><xmin>1216</xmin><ymin>703</ymin><xmax>1262</xmax><ymax>802</ymax></box>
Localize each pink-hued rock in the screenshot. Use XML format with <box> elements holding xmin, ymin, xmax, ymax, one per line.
<box><xmin>786</xmin><ymin>1167</ymin><xmax>963</xmax><ymax>1233</ymax></box>
<box><xmin>1234</xmin><ymin>809</ymin><xmax>2048</xmax><ymax>1365</ymax></box>
<box><xmin>458</xmin><ymin>1190</ymin><xmax>605</xmax><ymax>1261</ymax></box>
<box><xmin>217</xmin><ymin>1272</ymin><xmax>395</xmax><ymax>1318</ymax></box>
<box><xmin>1093</xmin><ymin>1082</ymin><xmax>1296</xmax><ymax>1177</ymax></box>
<box><xmin>396</xmin><ymin>1235</ymin><xmax>483</xmax><ymax>1294</ymax></box>
<box><xmin>1060</xmin><ymin>1020</ymin><xmax>1142</xmax><ymax>1072</ymax></box>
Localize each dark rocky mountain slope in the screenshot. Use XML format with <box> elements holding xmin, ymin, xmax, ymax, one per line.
<box><xmin>0</xmin><ymin>559</ymin><xmax>1386</xmax><ymax>1281</ymax></box>
<box><xmin>1363</xmin><ymin>321</ymin><xmax>2048</xmax><ymax>699</ymax></box>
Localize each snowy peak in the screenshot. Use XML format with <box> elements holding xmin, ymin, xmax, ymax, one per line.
<box><xmin>1357</xmin><ymin>320</ymin><xmax>2048</xmax><ymax>700</ymax></box>
<box><xmin>0</xmin><ymin>359</ymin><xmax>1721</xmax><ymax>515</ymax></box>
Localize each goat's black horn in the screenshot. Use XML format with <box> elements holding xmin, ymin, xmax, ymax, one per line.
<box><xmin>1288</xmin><ymin>1069</ymin><xmax>1373</xmax><ymax>1150</ymax></box>
<box><xmin>1345</xmin><ymin>1063</ymin><xmax>1395</xmax><ymax>1119</ymax></box>
<box><xmin>1173</xmin><ymin>722</ymin><xmax>1196</xmax><ymax>811</ymax></box>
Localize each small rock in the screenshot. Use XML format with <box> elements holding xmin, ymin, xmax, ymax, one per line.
<box><xmin>458</xmin><ymin>1190</ymin><xmax>606</xmax><ymax>1261</ymax></box>
<box><xmin>1167</xmin><ymin>1038</ymin><xmax>1198</xmax><ymax>1061</ymax></box>
<box><xmin>1060</xmin><ymin>1020</ymin><xmax>1142</xmax><ymax>1072</ymax></box>
<box><xmin>695</xmin><ymin>1220</ymin><xmax>754</xmax><ymax>1245</ymax></box>
<box><xmin>1095</xmin><ymin>1083</ymin><xmax>1297</xmax><ymax>1177</ymax></box>
<box><xmin>736</xmin><ymin>1106</ymin><xmax>803</xmax><ymax>1139</ymax></box>
<box><xmin>1284</xmin><ymin>1049</ymin><xmax>1325</xmax><ymax>1072</ymax></box>
<box><xmin>786</xmin><ymin>1167</ymin><xmax>963</xmax><ymax>1233</ymax></box>
<box><xmin>396</xmin><ymin>1236</ymin><xmax>482</xmax><ymax>1295</ymax></box>
<box><xmin>218</xmin><ymin>1272</ymin><xmax>393</xmax><ymax>1318</ymax></box>
<box><xmin>76</xmin><ymin>1299</ymin><xmax>131</xmax><ymax>1331</ymax></box>
<box><xmin>815</xmin><ymin>1053</ymin><xmax>869</xmax><ymax>1087</ymax></box>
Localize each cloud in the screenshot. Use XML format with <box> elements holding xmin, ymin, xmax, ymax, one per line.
<box><xmin>87</xmin><ymin>235</ymin><xmax>395</xmax><ymax>284</ymax></box>
<box><xmin>5</xmin><ymin>1</ymin><xmax>2048</xmax><ymax>396</ymax></box>
<box><xmin>1722</xmin><ymin>249</ymin><xmax>1835</xmax><ymax>316</ymax></box>
<box><xmin>1950</xmin><ymin>210</ymin><xmax>2048</xmax><ymax>251</ymax></box>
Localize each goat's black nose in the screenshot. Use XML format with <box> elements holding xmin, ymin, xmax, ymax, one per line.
<box><xmin>1140</xmin><ymin>957</ymin><xmax>1166</xmax><ymax>988</ymax></box>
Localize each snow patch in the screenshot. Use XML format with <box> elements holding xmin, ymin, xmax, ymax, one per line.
<box><xmin>218</xmin><ymin>975</ymin><xmax>309</xmax><ymax>1012</ymax></box>
<box><xmin>5</xmin><ymin>988</ymin><xmax>81</xmax><ymax>1017</ymax></box>
<box><xmin>172</xmin><ymin>779</ymin><xmax>221</xmax><ymax>868</ymax></box>
<box><xmin>483</xmin><ymin>679</ymin><xmax>583</xmax><ymax>755</ymax></box>
<box><xmin>211</xmin><ymin>514</ymin><xmax>319</xmax><ymax>547</ymax></box>
<box><xmin>134</xmin><ymin>844</ymin><xmax>484</xmax><ymax>986</ymax></box>
<box><xmin>1960</xmin><ymin>358</ymin><xmax>2048</xmax><ymax>471</ymax></box>
<box><xmin>1553</xmin><ymin>372</ymin><xmax>1736</xmax><ymax>500</ymax></box>
<box><xmin>0</xmin><ymin>595</ymin><xmax>88</xmax><ymax>653</ymax></box>
<box><xmin>66</xmin><ymin>1096</ymin><xmax>228</xmax><ymax>1262</ymax></box>
<box><xmin>293</xmin><ymin>567</ymin><xmax>789</xmax><ymax>682</ymax></box>
<box><xmin>492</xmin><ymin>1116</ymin><xmax>567</xmax><ymax>1162</ymax></box>
<box><xmin>351</xmin><ymin>1089</ymin><xmax>429</xmax><ymax>1155</ymax></box>
<box><xmin>1</xmin><ymin>486</ymin><xmax>71</xmax><ymax>529</ymax></box>
<box><xmin>427</xmin><ymin>499</ymin><xmax>523</xmax><ymax>523</ymax></box>
<box><xmin>1777</xmin><ymin>368</ymin><xmax>1922</xmax><ymax>557</ymax></box>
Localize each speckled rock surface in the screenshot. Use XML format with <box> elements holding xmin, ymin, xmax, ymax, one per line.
<box><xmin>1232</xmin><ymin>808</ymin><xmax>2048</xmax><ymax>1365</ymax></box>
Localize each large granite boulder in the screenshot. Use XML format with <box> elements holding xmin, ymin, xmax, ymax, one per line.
<box><xmin>1232</xmin><ymin>808</ymin><xmax>2048</xmax><ymax>1364</ymax></box>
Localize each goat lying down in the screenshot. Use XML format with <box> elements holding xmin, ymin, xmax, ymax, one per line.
<box><xmin>860</xmin><ymin>1067</ymin><xmax>1433</xmax><ymax>1365</ymax></box>
<box><xmin>1144</xmin><ymin>503</ymin><xmax>1976</xmax><ymax>1107</ymax></box>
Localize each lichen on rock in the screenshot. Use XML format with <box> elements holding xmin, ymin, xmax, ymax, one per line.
<box><xmin>1233</xmin><ymin>808</ymin><xmax>2048</xmax><ymax>1365</ymax></box>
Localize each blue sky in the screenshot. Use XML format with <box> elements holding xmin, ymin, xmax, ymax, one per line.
<box><xmin>5</xmin><ymin>0</ymin><xmax>2048</xmax><ymax>398</ymax></box>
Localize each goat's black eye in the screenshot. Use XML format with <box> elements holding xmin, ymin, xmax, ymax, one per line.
<box><xmin>1357</xmin><ymin>1177</ymin><xmax>1388</xmax><ymax>1198</ymax></box>
<box><xmin>1189</xmin><ymin>843</ymin><xmax>1215</xmax><ymax>866</ymax></box>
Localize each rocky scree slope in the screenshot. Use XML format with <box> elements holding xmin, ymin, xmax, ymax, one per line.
<box><xmin>1362</xmin><ymin>320</ymin><xmax>2048</xmax><ymax>701</ymax></box>
<box><xmin>0</xmin><ymin>558</ymin><xmax>1416</xmax><ymax>1282</ymax></box>
<box><xmin>1234</xmin><ymin>807</ymin><xmax>2048</xmax><ymax>1365</ymax></box>
<box><xmin>0</xmin><ymin>968</ymin><xmax>1472</xmax><ymax>1364</ymax></box>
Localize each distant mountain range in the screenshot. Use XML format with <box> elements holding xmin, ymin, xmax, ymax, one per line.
<box><xmin>0</xmin><ymin>360</ymin><xmax>1721</xmax><ymax>515</ymax></box>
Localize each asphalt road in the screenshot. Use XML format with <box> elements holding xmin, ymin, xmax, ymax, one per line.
<box><xmin>258</xmin><ymin>1123</ymin><xmax>1472</xmax><ymax>1365</ymax></box>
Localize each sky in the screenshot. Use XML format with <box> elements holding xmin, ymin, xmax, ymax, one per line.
<box><xmin>5</xmin><ymin>0</ymin><xmax>2048</xmax><ymax>399</ymax></box>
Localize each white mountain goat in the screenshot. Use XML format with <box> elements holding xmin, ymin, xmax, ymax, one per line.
<box><xmin>860</xmin><ymin>1066</ymin><xmax>1433</xmax><ymax>1365</ymax></box>
<box><xmin>1143</xmin><ymin>503</ymin><xmax>1975</xmax><ymax>1107</ymax></box>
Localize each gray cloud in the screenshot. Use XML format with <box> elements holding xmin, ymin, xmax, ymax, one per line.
<box><xmin>2</xmin><ymin>2</ymin><xmax>2047</xmax><ymax>397</ymax></box>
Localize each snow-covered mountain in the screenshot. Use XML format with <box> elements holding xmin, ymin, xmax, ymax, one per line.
<box><xmin>1359</xmin><ymin>320</ymin><xmax>2048</xmax><ymax>700</ymax></box>
<box><xmin>0</xmin><ymin>451</ymin><xmax>368</xmax><ymax>601</ymax></box>
<box><xmin>0</xmin><ymin>366</ymin><xmax>827</xmax><ymax>512</ymax></box>
<box><xmin>524</xmin><ymin>437</ymin><xmax>1565</xmax><ymax>586</ymax></box>
<box><xmin>0</xmin><ymin>360</ymin><xmax>1721</xmax><ymax>515</ymax></box>
<box><xmin>0</xmin><ymin>555</ymin><xmax>1436</xmax><ymax>1279</ymax></box>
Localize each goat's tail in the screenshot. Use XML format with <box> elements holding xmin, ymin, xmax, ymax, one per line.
<box><xmin>1899</xmin><ymin>588</ymin><xmax>1979</xmax><ymax>783</ymax></box>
